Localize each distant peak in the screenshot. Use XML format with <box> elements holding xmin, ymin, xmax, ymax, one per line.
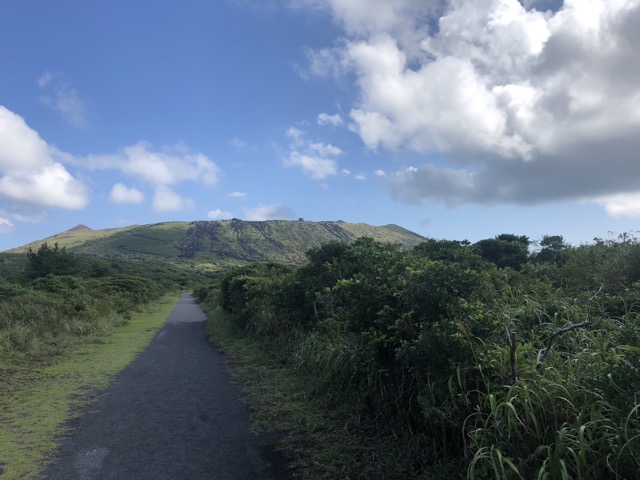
<box><xmin>68</xmin><ymin>224</ymin><xmax>92</xmax><ymax>232</ymax></box>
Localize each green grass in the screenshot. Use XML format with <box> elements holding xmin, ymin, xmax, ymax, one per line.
<box><xmin>0</xmin><ymin>293</ymin><xmax>181</xmax><ymax>479</ymax></box>
<box><xmin>204</xmin><ymin>305</ymin><xmax>376</xmax><ymax>480</ymax></box>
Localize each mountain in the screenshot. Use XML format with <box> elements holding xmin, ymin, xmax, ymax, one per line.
<box><xmin>10</xmin><ymin>224</ymin><xmax>139</xmax><ymax>253</ymax></box>
<box><xmin>10</xmin><ymin>220</ymin><xmax>426</xmax><ymax>267</ymax></box>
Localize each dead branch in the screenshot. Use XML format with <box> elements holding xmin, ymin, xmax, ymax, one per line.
<box><xmin>536</xmin><ymin>285</ymin><xmax>603</xmax><ymax>372</ymax></box>
<box><xmin>505</xmin><ymin>328</ymin><xmax>518</xmax><ymax>383</ymax></box>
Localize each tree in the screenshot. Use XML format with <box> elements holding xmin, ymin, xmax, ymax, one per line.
<box><xmin>24</xmin><ymin>242</ymin><xmax>80</xmax><ymax>280</ymax></box>
<box><xmin>535</xmin><ymin>235</ymin><xmax>569</xmax><ymax>265</ymax></box>
<box><xmin>473</xmin><ymin>234</ymin><xmax>530</xmax><ymax>270</ymax></box>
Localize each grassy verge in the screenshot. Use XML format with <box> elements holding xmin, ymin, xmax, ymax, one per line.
<box><xmin>204</xmin><ymin>305</ymin><xmax>369</xmax><ymax>480</ymax></box>
<box><xmin>0</xmin><ymin>293</ymin><xmax>181</xmax><ymax>480</ymax></box>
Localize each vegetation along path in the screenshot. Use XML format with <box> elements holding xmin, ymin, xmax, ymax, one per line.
<box><xmin>43</xmin><ymin>294</ymin><xmax>269</xmax><ymax>480</ymax></box>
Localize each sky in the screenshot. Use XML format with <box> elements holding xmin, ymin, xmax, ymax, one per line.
<box><xmin>1</xmin><ymin>0</ymin><xmax>640</xmax><ymax>251</ymax></box>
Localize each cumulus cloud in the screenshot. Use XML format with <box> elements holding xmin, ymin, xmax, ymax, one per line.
<box><xmin>85</xmin><ymin>142</ymin><xmax>221</xmax><ymax>187</ymax></box>
<box><xmin>244</xmin><ymin>203</ymin><xmax>293</xmax><ymax>221</ymax></box>
<box><xmin>38</xmin><ymin>71</ymin><xmax>89</xmax><ymax>127</ymax></box>
<box><xmin>317</xmin><ymin>112</ymin><xmax>344</xmax><ymax>126</ymax></box>
<box><xmin>228</xmin><ymin>191</ymin><xmax>247</xmax><ymax>198</ymax></box>
<box><xmin>110</xmin><ymin>183</ymin><xmax>144</xmax><ymax>204</ymax></box>
<box><xmin>594</xmin><ymin>193</ymin><xmax>640</xmax><ymax>219</ymax></box>
<box><xmin>285</xmin><ymin>151</ymin><xmax>338</xmax><ymax>179</ymax></box>
<box><xmin>283</xmin><ymin>126</ymin><xmax>342</xmax><ymax>179</ymax></box>
<box><xmin>301</xmin><ymin>0</ymin><xmax>640</xmax><ymax>216</ymax></box>
<box><xmin>208</xmin><ymin>209</ymin><xmax>234</xmax><ymax>220</ymax></box>
<box><xmin>0</xmin><ymin>106</ymin><xmax>89</xmax><ymax>213</ymax></box>
<box><xmin>152</xmin><ymin>186</ymin><xmax>194</xmax><ymax>212</ymax></box>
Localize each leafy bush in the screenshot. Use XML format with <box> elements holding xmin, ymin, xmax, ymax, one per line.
<box><xmin>200</xmin><ymin>234</ymin><xmax>640</xmax><ymax>478</ymax></box>
<box><xmin>0</xmin><ymin>252</ymin><xmax>197</xmax><ymax>358</ymax></box>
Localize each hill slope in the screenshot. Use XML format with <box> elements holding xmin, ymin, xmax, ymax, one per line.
<box><xmin>11</xmin><ymin>220</ymin><xmax>426</xmax><ymax>267</ymax></box>
<box><xmin>10</xmin><ymin>224</ymin><xmax>137</xmax><ymax>253</ymax></box>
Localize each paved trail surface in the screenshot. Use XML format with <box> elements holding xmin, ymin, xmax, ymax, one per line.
<box><xmin>43</xmin><ymin>294</ymin><xmax>270</xmax><ymax>480</ymax></box>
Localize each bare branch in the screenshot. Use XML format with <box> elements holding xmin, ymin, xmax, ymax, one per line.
<box><xmin>508</xmin><ymin>329</ymin><xmax>518</xmax><ymax>383</ymax></box>
<box><xmin>536</xmin><ymin>285</ymin><xmax>603</xmax><ymax>372</ymax></box>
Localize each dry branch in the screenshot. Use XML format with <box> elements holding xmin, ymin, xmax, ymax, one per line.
<box><xmin>536</xmin><ymin>285</ymin><xmax>603</xmax><ymax>372</ymax></box>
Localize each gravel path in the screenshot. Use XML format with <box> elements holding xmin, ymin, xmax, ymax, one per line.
<box><xmin>42</xmin><ymin>294</ymin><xmax>271</xmax><ymax>480</ymax></box>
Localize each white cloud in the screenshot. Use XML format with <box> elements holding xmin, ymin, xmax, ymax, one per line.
<box><xmin>286</xmin><ymin>127</ymin><xmax>305</xmax><ymax>143</ymax></box>
<box><xmin>110</xmin><ymin>183</ymin><xmax>144</xmax><ymax>204</ymax></box>
<box><xmin>309</xmin><ymin>142</ymin><xmax>343</xmax><ymax>156</ymax></box>
<box><xmin>374</xmin><ymin>169</ymin><xmax>386</xmax><ymax>177</ymax></box>
<box><xmin>38</xmin><ymin>71</ymin><xmax>88</xmax><ymax>127</ymax></box>
<box><xmin>594</xmin><ymin>193</ymin><xmax>640</xmax><ymax>218</ymax></box>
<box><xmin>0</xmin><ymin>217</ymin><xmax>14</xmax><ymax>233</ymax></box>
<box><xmin>317</xmin><ymin>112</ymin><xmax>344</xmax><ymax>126</ymax></box>
<box><xmin>0</xmin><ymin>106</ymin><xmax>89</xmax><ymax>212</ymax></box>
<box><xmin>244</xmin><ymin>203</ymin><xmax>293</xmax><ymax>221</ymax></box>
<box><xmin>305</xmin><ymin>47</ymin><xmax>345</xmax><ymax>78</ymax></box>
<box><xmin>354</xmin><ymin>173</ymin><xmax>366</xmax><ymax>180</ymax></box>
<box><xmin>283</xmin><ymin>126</ymin><xmax>343</xmax><ymax>179</ymax></box>
<box><xmin>152</xmin><ymin>186</ymin><xmax>194</xmax><ymax>212</ymax></box>
<box><xmin>301</xmin><ymin>0</ymin><xmax>640</xmax><ymax>216</ymax></box>
<box><xmin>346</xmin><ymin>33</ymin><xmax>532</xmax><ymax>157</ymax></box>
<box><xmin>85</xmin><ymin>142</ymin><xmax>221</xmax><ymax>187</ymax></box>
<box><xmin>0</xmin><ymin>163</ymin><xmax>88</xmax><ymax>210</ymax></box>
<box><xmin>285</xmin><ymin>151</ymin><xmax>338</xmax><ymax>179</ymax></box>
<box><xmin>208</xmin><ymin>209</ymin><xmax>234</xmax><ymax>220</ymax></box>
<box><xmin>228</xmin><ymin>191</ymin><xmax>247</xmax><ymax>198</ymax></box>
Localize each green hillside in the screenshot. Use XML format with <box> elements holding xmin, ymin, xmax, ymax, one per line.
<box><xmin>9</xmin><ymin>224</ymin><xmax>137</xmax><ymax>253</ymax></box>
<box><xmin>10</xmin><ymin>220</ymin><xmax>426</xmax><ymax>267</ymax></box>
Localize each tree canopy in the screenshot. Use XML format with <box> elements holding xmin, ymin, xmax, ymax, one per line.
<box><xmin>24</xmin><ymin>242</ymin><xmax>81</xmax><ymax>279</ymax></box>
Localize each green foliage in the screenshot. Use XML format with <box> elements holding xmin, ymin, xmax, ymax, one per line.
<box><xmin>0</xmin><ymin>250</ymin><xmax>199</xmax><ymax>358</ymax></box>
<box><xmin>474</xmin><ymin>233</ymin><xmax>530</xmax><ymax>270</ymax></box>
<box><xmin>535</xmin><ymin>234</ymin><xmax>570</xmax><ymax>265</ymax></box>
<box><xmin>199</xmin><ymin>234</ymin><xmax>640</xmax><ymax>479</ymax></box>
<box><xmin>219</xmin><ymin>263</ymin><xmax>292</xmax><ymax>331</ymax></box>
<box><xmin>24</xmin><ymin>242</ymin><xmax>80</xmax><ymax>279</ymax></box>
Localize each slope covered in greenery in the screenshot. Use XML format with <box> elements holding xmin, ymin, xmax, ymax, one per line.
<box><xmin>9</xmin><ymin>220</ymin><xmax>426</xmax><ymax>267</ymax></box>
<box><xmin>9</xmin><ymin>224</ymin><xmax>137</xmax><ymax>253</ymax></box>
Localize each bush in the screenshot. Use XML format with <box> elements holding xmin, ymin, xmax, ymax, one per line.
<box><xmin>1</xmin><ymin>252</ymin><xmax>194</xmax><ymax>358</ymax></box>
<box><xmin>197</xmin><ymin>235</ymin><xmax>640</xmax><ymax>478</ymax></box>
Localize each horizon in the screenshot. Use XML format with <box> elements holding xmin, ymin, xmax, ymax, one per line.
<box><xmin>2</xmin><ymin>1</ymin><xmax>640</xmax><ymax>251</ymax></box>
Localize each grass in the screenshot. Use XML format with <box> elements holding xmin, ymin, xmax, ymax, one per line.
<box><xmin>0</xmin><ymin>293</ymin><xmax>181</xmax><ymax>480</ymax></box>
<box><xmin>204</xmin><ymin>305</ymin><xmax>366</xmax><ymax>480</ymax></box>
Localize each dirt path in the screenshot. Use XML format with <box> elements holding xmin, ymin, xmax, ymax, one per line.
<box><xmin>42</xmin><ymin>294</ymin><xmax>270</xmax><ymax>480</ymax></box>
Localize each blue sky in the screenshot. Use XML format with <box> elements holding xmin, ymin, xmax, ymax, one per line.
<box><xmin>1</xmin><ymin>0</ymin><xmax>639</xmax><ymax>251</ymax></box>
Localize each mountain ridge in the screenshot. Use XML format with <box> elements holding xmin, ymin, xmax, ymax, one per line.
<box><xmin>9</xmin><ymin>219</ymin><xmax>426</xmax><ymax>267</ymax></box>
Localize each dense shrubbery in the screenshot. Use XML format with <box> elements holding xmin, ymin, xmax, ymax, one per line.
<box><xmin>196</xmin><ymin>234</ymin><xmax>640</xmax><ymax>479</ymax></box>
<box><xmin>0</xmin><ymin>243</ymin><xmax>203</xmax><ymax>358</ymax></box>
